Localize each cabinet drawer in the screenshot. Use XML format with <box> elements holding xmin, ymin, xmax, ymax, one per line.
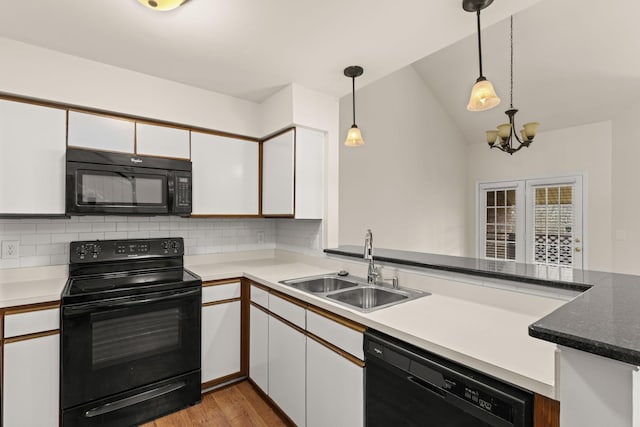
<box><xmin>202</xmin><ymin>282</ymin><xmax>241</xmax><ymax>304</ymax></box>
<box><xmin>269</xmin><ymin>294</ymin><xmax>305</xmax><ymax>329</ymax></box>
<box><xmin>251</xmin><ymin>285</ymin><xmax>269</xmax><ymax>308</ymax></box>
<box><xmin>306</xmin><ymin>310</ymin><xmax>364</xmax><ymax>360</ymax></box>
<box><xmin>5</xmin><ymin>308</ymin><xmax>60</xmax><ymax>338</ymax></box>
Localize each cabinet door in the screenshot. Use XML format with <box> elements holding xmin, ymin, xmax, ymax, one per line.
<box><xmin>249</xmin><ymin>305</ymin><xmax>269</xmax><ymax>393</ymax></box>
<box><xmin>191</xmin><ymin>132</ymin><xmax>259</xmax><ymax>215</ymax></box>
<box><xmin>68</xmin><ymin>110</ymin><xmax>135</xmax><ymax>153</ymax></box>
<box><xmin>306</xmin><ymin>337</ymin><xmax>364</xmax><ymax>427</ymax></box>
<box><xmin>201</xmin><ymin>301</ymin><xmax>241</xmax><ymax>383</ymax></box>
<box><xmin>0</xmin><ymin>100</ymin><xmax>66</xmax><ymax>214</ymax></box>
<box><xmin>295</xmin><ymin>127</ymin><xmax>324</xmax><ymax>219</ymax></box>
<box><xmin>262</xmin><ymin>129</ymin><xmax>294</xmax><ymax>216</ymax></box>
<box><xmin>136</xmin><ymin>123</ymin><xmax>190</xmax><ymax>159</ymax></box>
<box><xmin>3</xmin><ymin>334</ymin><xmax>60</xmax><ymax>427</ymax></box>
<box><xmin>268</xmin><ymin>315</ymin><xmax>306</xmax><ymax>426</ymax></box>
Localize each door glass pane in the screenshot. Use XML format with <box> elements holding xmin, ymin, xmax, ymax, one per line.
<box><xmin>533</xmin><ymin>185</ymin><xmax>574</xmax><ymax>267</ymax></box>
<box><xmin>482</xmin><ymin>188</ymin><xmax>517</xmax><ymax>261</ymax></box>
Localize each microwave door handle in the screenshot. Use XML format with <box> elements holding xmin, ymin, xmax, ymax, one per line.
<box><xmin>63</xmin><ymin>287</ymin><xmax>201</xmax><ymax>316</ymax></box>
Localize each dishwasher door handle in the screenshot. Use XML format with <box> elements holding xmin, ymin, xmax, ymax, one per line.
<box><xmin>407</xmin><ymin>375</ymin><xmax>446</xmax><ymax>398</ymax></box>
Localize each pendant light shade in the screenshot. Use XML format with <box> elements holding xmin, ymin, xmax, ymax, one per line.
<box><xmin>345</xmin><ymin>126</ymin><xmax>364</xmax><ymax>147</ymax></box>
<box><xmin>467</xmin><ymin>77</ymin><xmax>501</xmax><ymax>111</ymax></box>
<box><xmin>464</xmin><ymin>0</ymin><xmax>500</xmax><ymax>112</ymax></box>
<box><xmin>137</xmin><ymin>0</ymin><xmax>189</xmax><ymax>11</ymax></box>
<box><xmin>344</xmin><ymin>66</ymin><xmax>364</xmax><ymax>147</ymax></box>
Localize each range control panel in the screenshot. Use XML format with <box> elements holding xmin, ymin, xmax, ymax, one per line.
<box><xmin>70</xmin><ymin>238</ymin><xmax>184</xmax><ymax>263</ymax></box>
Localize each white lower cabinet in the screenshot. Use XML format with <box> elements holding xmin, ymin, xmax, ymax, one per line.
<box><xmin>306</xmin><ymin>337</ymin><xmax>364</xmax><ymax>427</ymax></box>
<box><xmin>3</xmin><ymin>333</ymin><xmax>60</xmax><ymax>427</ymax></box>
<box><xmin>268</xmin><ymin>315</ymin><xmax>306</xmax><ymax>427</ymax></box>
<box><xmin>201</xmin><ymin>301</ymin><xmax>241</xmax><ymax>384</ymax></box>
<box><xmin>249</xmin><ymin>304</ymin><xmax>269</xmax><ymax>393</ymax></box>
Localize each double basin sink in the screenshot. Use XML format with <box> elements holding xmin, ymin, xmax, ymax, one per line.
<box><xmin>279</xmin><ymin>273</ymin><xmax>428</xmax><ymax>313</ymax></box>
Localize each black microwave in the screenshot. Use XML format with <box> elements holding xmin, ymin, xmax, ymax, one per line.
<box><xmin>66</xmin><ymin>148</ymin><xmax>192</xmax><ymax>216</ymax></box>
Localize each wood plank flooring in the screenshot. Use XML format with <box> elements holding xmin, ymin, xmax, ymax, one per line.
<box><xmin>140</xmin><ymin>381</ymin><xmax>289</xmax><ymax>427</ymax></box>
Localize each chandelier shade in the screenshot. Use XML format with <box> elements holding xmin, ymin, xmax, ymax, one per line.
<box><xmin>344</xmin><ymin>66</ymin><xmax>365</xmax><ymax>147</ymax></box>
<box><xmin>137</xmin><ymin>0</ymin><xmax>189</xmax><ymax>11</ymax></box>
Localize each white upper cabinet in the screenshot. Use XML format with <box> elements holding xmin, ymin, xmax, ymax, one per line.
<box><xmin>68</xmin><ymin>110</ymin><xmax>135</xmax><ymax>153</ymax></box>
<box><xmin>262</xmin><ymin>129</ymin><xmax>295</xmax><ymax>216</ymax></box>
<box><xmin>262</xmin><ymin>127</ymin><xmax>324</xmax><ymax>218</ymax></box>
<box><xmin>135</xmin><ymin>123</ymin><xmax>190</xmax><ymax>159</ymax></box>
<box><xmin>0</xmin><ymin>99</ymin><xmax>66</xmax><ymax>215</ymax></box>
<box><xmin>294</xmin><ymin>127</ymin><xmax>324</xmax><ymax>219</ymax></box>
<box><xmin>191</xmin><ymin>132</ymin><xmax>259</xmax><ymax>215</ymax></box>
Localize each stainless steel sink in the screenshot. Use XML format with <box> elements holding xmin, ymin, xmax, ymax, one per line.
<box><xmin>279</xmin><ymin>273</ymin><xmax>428</xmax><ymax>313</ymax></box>
<box><xmin>280</xmin><ymin>276</ymin><xmax>359</xmax><ymax>293</ymax></box>
<box><xmin>327</xmin><ymin>286</ymin><xmax>408</xmax><ymax>309</ymax></box>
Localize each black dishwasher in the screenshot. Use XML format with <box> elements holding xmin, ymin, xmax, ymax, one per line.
<box><xmin>365</xmin><ymin>330</ymin><xmax>533</xmax><ymax>427</ymax></box>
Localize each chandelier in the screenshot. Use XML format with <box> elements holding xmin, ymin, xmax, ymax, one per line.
<box><xmin>485</xmin><ymin>15</ymin><xmax>540</xmax><ymax>155</ymax></box>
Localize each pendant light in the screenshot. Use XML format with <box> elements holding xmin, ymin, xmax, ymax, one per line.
<box><xmin>137</xmin><ymin>0</ymin><xmax>190</xmax><ymax>11</ymax></box>
<box><xmin>344</xmin><ymin>66</ymin><xmax>365</xmax><ymax>147</ymax></box>
<box><xmin>464</xmin><ymin>0</ymin><xmax>501</xmax><ymax>112</ymax></box>
<box><xmin>485</xmin><ymin>15</ymin><xmax>540</xmax><ymax>155</ymax></box>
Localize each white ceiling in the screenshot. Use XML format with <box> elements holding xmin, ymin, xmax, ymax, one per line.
<box><xmin>412</xmin><ymin>0</ymin><xmax>640</xmax><ymax>144</ymax></box>
<box><xmin>0</xmin><ymin>0</ymin><xmax>539</xmax><ymax>102</ymax></box>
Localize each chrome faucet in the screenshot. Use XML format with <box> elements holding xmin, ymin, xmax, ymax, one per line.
<box><xmin>364</xmin><ymin>229</ymin><xmax>376</xmax><ymax>283</ymax></box>
<box><xmin>364</xmin><ymin>229</ymin><xmax>399</xmax><ymax>288</ymax></box>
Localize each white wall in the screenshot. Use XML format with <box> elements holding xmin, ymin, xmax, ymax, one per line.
<box><xmin>0</xmin><ymin>37</ymin><xmax>260</xmax><ymax>137</ymax></box>
<box><xmin>338</xmin><ymin>66</ymin><xmax>468</xmax><ymax>255</ymax></box>
<box><xmin>466</xmin><ymin>121</ymin><xmax>613</xmax><ymax>272</ymax></box>
<box><xmin>612</xmin><ymin>100</ymin><xmax>640</xmax><ymax>274</ymax></box>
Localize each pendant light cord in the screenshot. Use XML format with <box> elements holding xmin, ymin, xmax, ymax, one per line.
<box><xmin>476</xmin><ymin>10</ymin><xmax>484</xmax><ymax>78</ymax></box>
<box><xmin>352</xmin><ymin>76</ymin><xmax>356</xmax><ymax>126</ymax></box>
<box><xmin>510</xmin><ymin>15</ymin><xmax>514</xmax><ymax>109</ymax></box>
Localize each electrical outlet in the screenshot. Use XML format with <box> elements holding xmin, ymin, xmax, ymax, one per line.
<box><xmin>257</xmin><ymin>231</ymin><xmax>265</xmax><ymax>244</ymax></box>
<box><xmin>2</xmin><ymin>240</ymin><xmax>19</xmax><ymax>259</ymax></box>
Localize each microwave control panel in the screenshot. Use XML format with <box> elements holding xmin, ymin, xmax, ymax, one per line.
<box><xmin>171</xmin><ymin>171</ymin><xmax>192</xmax><ymax>213</ymax></box>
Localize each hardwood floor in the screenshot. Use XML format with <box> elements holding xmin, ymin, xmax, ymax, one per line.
<box><xmin>140</xmin><ymin>381</ymin><xmax>289</xmax><ymax>427</ymax></box>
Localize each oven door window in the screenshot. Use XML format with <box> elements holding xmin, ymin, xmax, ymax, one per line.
<box><xmin>92</xmin><ymin>307</ymin><xmax>181</xmax><ymax>369</ymax></box>
<box><xmin>61</xmin><ymin>288</ymin><xmax>201</xmax><ymax>409</ymax></box>
<box><xmin>77</xmin><ymin>170</ymin><xmax>166</xmax><ymax>206</ymax></box>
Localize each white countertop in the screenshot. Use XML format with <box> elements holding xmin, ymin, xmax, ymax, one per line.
<box><xmin>0</xmin><ymin>252</ymin><xmax>560</xmax><ymax>398</ymax></box>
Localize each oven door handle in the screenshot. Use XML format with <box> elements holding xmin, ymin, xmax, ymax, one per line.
<box><xmin>63</xmin><ymin>287</ymin><xmax>201</xmax><ymax>316</ymax></box>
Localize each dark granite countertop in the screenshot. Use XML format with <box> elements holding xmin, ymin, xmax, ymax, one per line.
<box><xmin>325</xmin><ymin>245</ymin><xmax>640</xmax><ymax>366</ymax></box>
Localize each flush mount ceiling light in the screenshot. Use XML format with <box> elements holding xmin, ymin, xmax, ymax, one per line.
<box><xmin>344</xmin><ymin>65</ymin><xmax>365</xmax><ymax>147</ymax></box>
<box><xmin>137</xmin><ymin>0</ymin><xmax>190</xmax><ymax>11</ymax></box>
<box><xmin>464</xmin><ymin>0</ymin><xmax>501</xmax><ymax>111</ymax></box>
<box><xmin>485</xmin><ymin>16</ymin><xmax>540</xmax><ymax>155</ymax></box>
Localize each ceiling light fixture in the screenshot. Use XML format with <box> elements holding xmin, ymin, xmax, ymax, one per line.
<box><xmin>486</xmin><ymin>15</ymin><xmax>540</xmax><ymax>155</ymax></box>
<box><xmin>137</xmin><ymin>0</ymin><xmax>190</xmax><ymax>11</ymax></box>
<box><xmin>464</xmin><ymin>0</ymin><xmax>501</xmax><ymax>112</ymax></box>
<box><xmin>344</xmin><ymin>65</ymin><xmax>365</xmax><ymax>147</ymax></box>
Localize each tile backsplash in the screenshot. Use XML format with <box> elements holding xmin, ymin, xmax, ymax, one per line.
<box><xmin>0</xmin><ymin>216</ymin><xmax>322</xmax><ymax>269</ymax></box>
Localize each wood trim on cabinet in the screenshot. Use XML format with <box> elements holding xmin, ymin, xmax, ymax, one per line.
<box><xmin>307</xmin><ymin>332</ymin><xmax>365</xmax><ymax>368</ymax></box>
<box><xmin>240</xmin><ymin>278</ymin><xmax>250</xmax><ymax>377</ymax></box>
<box><xmin>258</xmin><ymin>141</ymin><xmax>263</xmax><ymax>215</ymax></box>
<box><xmin>306</xmin><ymin>305</ymin><xmax>367</xmax><ymax>333</ymax></box>
<box><xmin>534</xmin><ymin>393</ymin><xmax>560</xmax><ymax>427</ymax></box>
<box><xmin>201</xmin><ymin>372</ymin><xmax>244</xmax><ymax>392</ymax></box>
<box><xmin>202</xmin><ymin>298</ymin><xmax>241</xmax><ymax>308</ymax></box>
<box><xmin>3</xmin><ymin>329</ymin><xmax>60</xmax><ymax>344</ymax></box>
<box><xmin>0</xmin><ymin>93</ymin><xmax>68</xmax><ymax>111</ymax></box>
<box><xmin>133</xmin><ymin>121</ymin><xmax>137</xmax><ymax>153</ymax></box>
<box><xmin>250</xmin><ymin>301</ymin><xmax>270</xmax><ymax>315</ymax></box>
<box><xmin>269</xmin><ymin>289</ymin><xmax>308</xmax><ymax>309</ymax></box>
<box><xmin>292</xmin><ymin>127</ymin><xmax>296</xmax><ymax>218</ymax></box>
<box><xmin>259</xmin><ymin>126</ymin><xmax>296</xmax><ymax>143</ymax></box>
<box><xmin>247</xmin><ymin>379</ymin><xmax>297</xmax><ymax>427</ymax></box>
<box><xmin>268</xmin><ymin>310</ymin><xmax>306</xmax><ymax>336</ymax></box>
<box><xmin>249</xmin><ymin>282</ymin><xmax>270</xmax><ymax>292</ymax></box>
<box><xmin>202</xmin><ymin>278</ymin><xmax>242</xmax><ymax>287</ymax></box>
<box><xmin>3</xmin><ymin>301</ymin><xmax>60</xmax><ymax>316</ymax></box>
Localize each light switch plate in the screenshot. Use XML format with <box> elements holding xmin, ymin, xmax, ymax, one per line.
<box><xmin>1</xmin><ymin>240</ymin><xmax>19</xmax><ymax>259</ymax></box>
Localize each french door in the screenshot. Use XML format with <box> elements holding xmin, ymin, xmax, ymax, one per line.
<box><xmin>478</xmin><ymin>176</ymin><xmax>583</xmax><ymax>269</ymax></box>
